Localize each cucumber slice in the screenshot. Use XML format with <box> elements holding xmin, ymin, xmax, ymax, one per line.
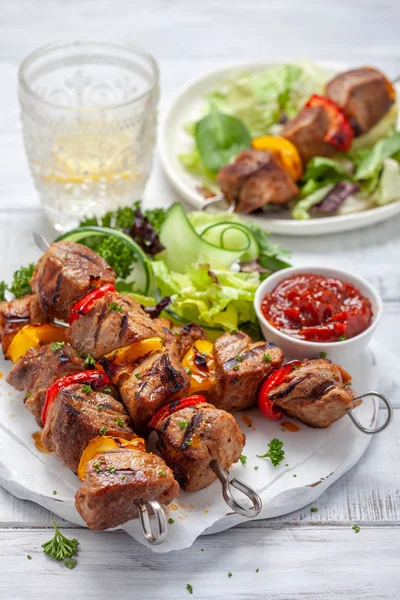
<box><xmin>56</xmin><ymin>226</ymin><xmax>153</xmax><ymax>295</ymax></box>
<box><xmin>200</xmin><ymin>222</ymin><xmax>259</xmax><ymax>262</ymax></box>
<box><xmin>159</xmin><ymin>203</ymin><xmax>258</xmax><ymax>273</ymax></box>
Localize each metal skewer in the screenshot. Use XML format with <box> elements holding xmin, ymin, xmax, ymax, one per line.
<box><xmin>138</xmin><ymin>500</ymin><xmax>168</xmax><ymax>545</ymax></box>
<box><xmin>210</xmin><ymin>461</ymin><xmax>262</xmax><ymax>517</ymax></box>
<box><xmin>346</xmin><ymin>391</ymin><xmax>392</xmax><ymax>434</ymax></box>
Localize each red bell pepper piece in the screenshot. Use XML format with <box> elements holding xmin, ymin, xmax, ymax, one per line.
<box><xmin>258</xmin><ymin>361</ymin><xmax>301</xmax><ymax>420</ymax></box>
<box><xmin>305</xmin><ymin>94</ymin><xmax>354</xmax><ymax>152</ymax></box>
<box><xmin>149</xmin><ymin>395</ymin><xmax>207</xmax><ymax>430</ymax></box>
<box><xmin>69</xmin><ymin>283</ymin><xmax>116</xmax><ymax>325</ymax></box>
<box><xmin>41</xmin><ymin>370</ymin><xmax>112</xmax><ymax>426</ymax></box>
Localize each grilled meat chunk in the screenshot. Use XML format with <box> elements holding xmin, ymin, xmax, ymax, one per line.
<box><xmin>109</xmin><ymin>345</ymin><xmax>190</xmax><ymax>436</ymax></box>
<box><xmin>213</xmin><ymin>331</ymin><xmax>284</xmax><ymax>412</ymax></box>
<box><xmin>30</xmin><ymin>241</ymin><xmax>116</xmax><ymax>322</ymax></box>
<box><xmin>326</xmin><ymin>67</ymin><xmax>395</xmax><ymax>135</ymax></box>
<box><xmin>155</xmin><ymin>402</ymin><xmax>245</xmax><ymax>492</ymax></box>
<box><xmin>217</xmin><ymin>149</ymin><xmax>299</xmax><ymax>213</ymax></box>
<box><xmin>75</xmin><ymin>448</ymin><xmax>179</xmax><ymax>530</ymax></box>
<box><xmin>269</xmin><ymin>358</ymin><xmax>359</xmax><ymax>428</ymax></box>
<box><xmin>0</xmin><ymin>295</ymin><xmax>48</xmax><ymax>355</ymax></box>
<box><xmin>41</xmin><ymin>383</ymin><xmax>133</xmax><ymax>472</ymax></box>
<box><xmin>67</xmin><ymin>292</ymin><xmax>163</xmax><ymax>360</ymax></box>
<box><xmin>171</xmin><ymin>323</ymin><xmax>207</xmax><ymax>360</ymax></box>
<box><xmin>282</xmin><ymin>105</ymin><xmax>336</xmax><ymax>165</ymax></box>
<box><xmin>7</xmin><ymin>343</ymin><xmax>85</xmax><ymax>421</ymax></box>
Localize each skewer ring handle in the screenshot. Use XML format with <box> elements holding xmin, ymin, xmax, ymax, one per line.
<box><xmin>345</xmin><ymin>391</ymin><xmax>392</xmax><ymax>435</ymax></box>
<box><xmin>199</xmin><ymin>194</ymin><xmax>236</xmax><ymax>213</ymax></box>
<box><xmin>210</xmin><ymin>460</ymin><xmax>262</xmax><ymax>518</ymax></box>
<box><xmin>138</xmin><ymin>500</ymin><xmax>168</xmax><ymax>545</ymax></box>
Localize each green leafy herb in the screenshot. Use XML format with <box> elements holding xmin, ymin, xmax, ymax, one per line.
<box><xmin>187</xmin><ymin>584</ymin><xmax>193</xmax><ymax>595</ymax></box>
<box><xmin>8</xmin><ymin>263</ymin><xmax>35</xmax><ymax>298</ymax></box>
<box><xmin>97</xmin><ymin>405</ymin><xmax>103</xmax><ymax>412</ymax></box>
<box><xmin>232</xmin><ymin>365</ymin><xmax>240</xmax><ymax>371</ymax></box>
<box><xmin>115</xmin><ymin>416</ymin><xmax>125</xmax><ymax>427</ymax></box>
<box><xmin>109</xmin><ymin>466</ymin><xmax>116</xmax><ymax>473</ymax></box>
<box><xmin>103</xmin><ymin>387</ymin><xmax>111</xmax><ymax>394</ymax></box>
<box><xmin>99</xmin><ymin>426</ymin><xmax>107</xmax><ymax>435</ymax></box>
<box><xmin>82</xmin><ymin>384</ymin><xmax>92</xmax><ymax>394</ymax></box>
<box><xmin>27</xmin><ymin>555</ymin><xmax>32</xmax><ymax>560</ymax></box>
<box><xmin>64</xmin><ymin>558</ymin><xmax>78</xmax><ymax>569</ymax></box>
<box><xmin>159</xmin><ymin>470</ymin><xmax>167</xmax><ymax>477</ymax></box>
<box><xmin>195</xmin><ymin>105</ymin><xmax>251</xmax><ymax>173</ymax></box>
<box><xmin>291</xmin><ymin>363</ymin><xmax>299</xmax><ymax>370</ymax></box>
<box><xmin>339</xmin><ymin>335</ymin><xmax>347</xmax><ymax>341</ymax></box>
<box><xmin>255</xmin><ymin>568</ymin><xmax>259</xmax><ymax>573</ymax></box>
<box><xmin>143</xmin><ymin>207</ymin><xmax>168</xmax><ymax>234</ymax></box>
<box><xmin>310</xmin><ymin>507</ymin><xmax>318</xmax><ymax>513</ymax></box>
<box><xmin>135</xmin><ymin>373</ymin><xmax>142</xmax><ymax>379</ymax></box>
<box><xmin>320</xmin><ymin>351</ymin><xmax>327</xmax><ymax>359</ymax></box>
<box><xmin>121</xmin><ymin>475</ymin><xmax>127</xmax><ymax>481</ymax></box>
<box><xmin>257</xmin><ymin>438</ymin><xmax>285</xmax><ymax>467</ymax></box>
<box><xmin>236</xmin><ymin>354</ymin><xmax>243</xmax><ymax>362</ymax></box>
<box><xmin>239</xmin><ymin>454</ymin><xmax>247</xmax><ymax>466</ymax></box>
<box><xmin>24</xmin><ymin>392</ymin><xmax>32</xmax><ymax>400</ymax></box>
<box><xmin>185</xmin><ymin>367</ymin><xmax>192</xmax><ymax>375</ymax></box>
<box><xmin>352</xmin><ymin>525</ymin><xmax>361</xmax><ymax>533</ymax></box>
<box><xmin>0</xmin><ymin>281</ymin><xmax>7</xmax><ymax>301</ymax></box>
<box><xmin>168</xmin><ymin>518</ymin><xmax>175</xmax><ymax>525</ymax></box>
<box><xmin>52</xmin><ymin>490</ymin><xmax>57</xmax><ymax>496</ymax></box>
<box><xmin>263</xmin><ymin>353</ymin><xmax>272</xmax><ymax>362</ymax></box>
<box><xmin>83</xmin><ymin>354</ymin><xmax>96</xmax><ymax>368</ymax></box>
<box><xmin>97</xmin><ymin>235</ymin><xmax>136</xmax><ymax>280</ymax></box>
<box><xmin>109</xmin><ymin>302</ymin><xmax>124</xmax><ymax>313</ymax></box>
<box><xmin>92</xmin><ymin>461</ymin><xmax>101</xmax><ymax>473</ymax></box>
<box><xmin>42</xmin><ymin>520</ymin><xmax>79</xmax><ymax>561</ymax></box>
<box><xmin>254</xmin><ymin>466</ymin><xmax>259</xmax><ymax>471</ymax></box>
<box><xmin>178</xmin><ymin>421</ymin><xmax>189</xmax><ymax>431</ymax></box>
<box><xmin>228</xmin><ymin>571</ymin><xmax>233</xmax><ymax>578</ymax></box>
<box><xmin>51</xmin><ymin>341</ymin><xmax>65</xmax><ymax>352</ymax></box>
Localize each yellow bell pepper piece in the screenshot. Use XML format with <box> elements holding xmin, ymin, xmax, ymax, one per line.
<box><xmin>104</xmin><ymin>337</ymin><xmax>163</xmax><ymax>366</ymax></box>
<box><xmin>251</xmin><ymin>135</ymin><xmax>303</xmax><ymax>180</ymax></box>
<box><xmin>7</xmin><ymin>324</ymin><xmax>67</xmax><ymax>363</ymax></box>
<box><xmin>182</xmin><ymin>339</ymin><xmax>216</xmax><ymax>394</ymax></box>
<box><xmin>78</xmin><ymin>435</ymin><xmax>146</xmax><ymax>481</ymax></box>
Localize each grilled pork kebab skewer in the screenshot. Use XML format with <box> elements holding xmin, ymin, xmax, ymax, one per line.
<box><xmin>214</xmin><ymin>67</ymin><xmax>396</xmax><ymax>213</ymax></box>
<box><xmin>4</xmin><ymin>241</ymin><xmax>262</xmax><ymax>526</ymax></box>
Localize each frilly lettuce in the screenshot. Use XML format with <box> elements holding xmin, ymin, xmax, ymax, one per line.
<box><xmin>373</xmin><ymin>158</ymin><xmax>400</xmax><ymax>205</ymax></box>
<box><xmin>152</xmin><ymin>261</ymin><xmax>260</xmax><ymax>330</ymax></box>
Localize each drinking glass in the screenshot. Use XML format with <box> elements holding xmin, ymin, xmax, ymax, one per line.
<box><xmin>18</xmin><ymin>40</ymin><xmax>159</xmax><ymax>231</ymax></box>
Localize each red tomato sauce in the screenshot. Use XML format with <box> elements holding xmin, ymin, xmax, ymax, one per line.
<box><xmin>261</xmin><ymin>274</ymin><xmax>373</xmax><ymax>343</ymax></box>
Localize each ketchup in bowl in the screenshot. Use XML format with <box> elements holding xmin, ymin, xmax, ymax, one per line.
<box><xmin>261</xmin><ymin>274</ymin><xmax>373</xmax><ymax>343</ymax></box>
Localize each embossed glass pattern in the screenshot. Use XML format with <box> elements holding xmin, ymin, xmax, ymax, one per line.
<box><xmin>18</xmin><ymin>40</ymin><xmax>159</xmax><ymax>231</ymax></box>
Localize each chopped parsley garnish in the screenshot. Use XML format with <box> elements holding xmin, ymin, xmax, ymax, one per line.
<box><xmin>293</xmin><ymin>474</ymin><xmax>297</xmax><ymax>477</ymax></box>
<box><xmin>135</xmin><ymin>373</ymin><xmax>142</xmax><ymax>379</ymax></box>
<box><xmin>97</xmin><ymin>405</ymin><xmax>103</xmax><ymax>412</ymax></box>
<box><xmin>115</xmin><ymin>416</ymin><xmax>125</xmax><ymax>427</ymax></box>
<box><xmin>232</xmin><ymin>365</ymin><xmax>240</xmax><ymax>371</ymax></box>
<box><xmin>254</xmin><ymin>466</ymin><xmax>259</xmax><ymax>471</ymax></box>
<box><xmin>82</xmin><ymin>384</ymin><xmax>93</xmax><ymax>394</ymax></box>
<box><xmin>24</xmin><ymin>392</ymin><xmax>31</xmax><ymax>400</ymax></box>
<box><xmin>263</xmin><ymin>353</ymin><xmax>272</xmax><ymax>362</ymax></box>
<box><xmin>187</xmin><ymin>584</ymin><xmax>193</xmax><ymax>595</ymax></box>
<box><xmin>99</xmin><ymin>426</ymin><xmax>107</xmax><ymax>435</ymax></box>
<box><xmin>257</xmin><ymin>438</ymin><xmax>285</xmax><ymax>467</ymax></box>
<box><xmin>8</xmin><ymin>263</ymin><xmax>35</xmax><ymax>298</ymax></box>
<box><xmin>92</xmin><ymin>461</ymin><xmax>101</xmax><ymax>473</ymax></box>
<box><xmin>185</xmin><ymin>439</ymin><xmax>192</xmax><ymax>447</ymax></box>
<box><xmin>291</xmin><ymin>363</ymin><xmax>299</xmax><ymax>370</ymax></box>
<box><xmin>168</xmin><ymin>518</ymin><xmax>175</xmax><ymax>525</ymax></box>
<box><xmin>236</xmin><ymin>354</ymin><xmax>243</xmax><ymax>362</ymax></box>
<box><xmin>0</xmin><ymin>281</ymin><xmax>6</xmax><ymax>301</ymax></box>
<box><xmin>52</xmin><ymin>490</ymin><xmax>57</xmax><ymax>496</ymax></box>
<box><xmin>310</xmin><ymin>507</ymin><xmax>318</xmax><ymax>513</ymax></box>
<box><xmin>339</xmin><ymin>335</ymin><xmax>347</xmax><ymax>341</ymax></box>
<box><xmin>109</xmin><ymin>466</ymin><xmax>116</xmax><ymax>473</ymax></box>
<box><xmin>121</xmin><ymin>475</ymin><xmax>127</xmax><ymax>481</ymax></box>
<box><xmin>185</xmin><ymin>367</ymin><xmax>192</xmax><ymax>376</ymax></box>
<box><xmin>103</xmin><ymin>387</ymin><xmax>112</xmax><ymax>394</ymax></box>
<box><xmin>239</xmin><ymin>454</ymin><xmax>247</xmax><ymax>466</ymax></box>
<box><xmin>159</xmin><ymin>470</ymin><xmax>167</xmax><ymax>477</ymax></box>
<box><xmin>64</xmin><ymin>558</ymin><xmax>78</xmax><ymax>569</ymax></box>
<box><xmin>109</xmin><ymin>302</ymin><xmax>124</xmax><ymax>313</ymax></box>
<box><xmin>178</xmin><ymin>421</ymin><xmax>189</xmax><ymax>430</ymax></box>
<box><xmin>42</xmin><ymin>520</ymin><xmax>79</xmax><ymax>561</ymax></box>
<box><xmin>352</xmin><ymin>525</ymin><xmax>360</xmax><ymax>533</ymax></box>
<box><xmin>228</xmin><ymin>571</ymin><xmax>233</xmax><ymax>578</ymax></box>
<box><xmin>81</xmin><ymin>407</ymin><xmax>86</xmax><ymax>412</ymax></box>
<box><xmin>256</xmin><ymin>568</ymin><xmax>259</xmax><ymax>573</ymax></box>
<box><xmin>83</xmin><ymin>354</ymin><xmax>96</xmax><ymax>368</ymax></box>
<box><xmin>51</xmin><ymin>341</ymin><xmax>65</xmax><ymax>352</ymax></box>
<box><xmin>320</xmin><ymin>351</ymin><xmax>327</xmax><ymax>359</ymax></box>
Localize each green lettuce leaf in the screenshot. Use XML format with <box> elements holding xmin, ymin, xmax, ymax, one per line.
<box><xmin>373</xmin><ymin>158</ymin><xmax>400</xmax><ymax>205</ymax></box>
<box><xmin>291</xmin><ymin>184</ymin><xmax>335</xmax><ymax>220</ymax></box>
<box><xmin>299</xmin><ymin>157</ymin><xmax>353</xmax><ymax>198</ymax></box>
<box><xmin>354</xmin><ymin>131</ymin><xmax>400</xmax><ymax>181</ymax></box>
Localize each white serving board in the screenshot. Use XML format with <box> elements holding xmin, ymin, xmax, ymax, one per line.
<box><xmin>0</xmin><ymin>340</ymin><xmax>395</xmax><ymax>553</ymax></box>
<box><xmin>159</xmin><ymin>60</ymin><xmax>400</xmax><ymax>236</ymax></box>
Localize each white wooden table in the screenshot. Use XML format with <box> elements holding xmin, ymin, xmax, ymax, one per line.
<box><xmin>0</xmin><ymin>1</ymin><xmax>399</xmax><ymax>597</ymax></box>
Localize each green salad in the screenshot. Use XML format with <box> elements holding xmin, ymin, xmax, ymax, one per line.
<box><xmin>178</xmin><ymin>62</ymin><xmax>400</xmax><ymax>219</ymax></box>
<box><xmin>53</xmin><ymin>202</ymin><xmax>289</xmax><ymax>337</ymax></box>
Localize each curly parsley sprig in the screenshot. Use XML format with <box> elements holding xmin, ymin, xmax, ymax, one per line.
<box><xmin>42</xmin><ymin>520</ymin><xmax>79</xmax><ymax>562</ymax></box>
<box><xmin>257</xmin><ymin>438</ymin><xmax>285</xmax><ymax>467</ymax></box>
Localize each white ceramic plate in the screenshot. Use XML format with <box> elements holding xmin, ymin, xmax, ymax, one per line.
<box><xmin>0</xmin><ymin>340</ymin><xmax>395</xmax><ymax>553</ymax></box>
<box><xmin>159</xmin><ymin>60</ymin><xmax>400</xmax><ymax>236</ymax></box>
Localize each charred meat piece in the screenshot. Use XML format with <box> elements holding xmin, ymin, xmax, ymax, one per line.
<box><xmin>171</xmin><ymin>323</ymin><xmax>207</xmax><ymax>360</ymax></box>
<box><xmin>217</xmin><ymin>149</ymin><xmax>299</xmax><ymax>213</ymax></box>
<box><xmin>154</xmin><ymin>402</ymin><xmax>245</xmax><ymax>492</ymax></box>
<box><xmin>30</xmin><ymin>241</ymin><xmax>116</xmax><ymax>322</ymax></box>
<box><xmin>7</xmin><ymin>343</ymin><xmax>86</xmax><ymax>421</ymax></box>
<box><xmin>0</xmin><ymin>295</ymin><xmax>49</xmax><ymax>355</ymax></box>
<box><xmin>326</xmin><ymin>67</ymin><xmax>395</xmax><ymax>135</ymax></box>
<box><xmin>75</xmin><ymin>447</ymin><xmax>179</xmax><ymax>530</ymax></box>
<box><xmin>67</xmin><ymin>292</ymin><xmax>163</xmax><ymax>360</ymax></box>
<box><xmin>41</xmin><ymin>383</ymin><xmax>133</xmax><ymax>472</ymax></box>
<box><xmin>213</xmin><ymin>331</ymin><xmax>284</xmax><ymax>412</ymax></box>
<box><xmin>111</xmin><ymin>345</ymin><xmax>190</xmax><ymax>436</ymax></box>
<box><xmin>270</xmin><ymin>358</ymin><xmax>359</xmax><ymax>428</ymax></box>
<box><xmin>282</xmin><ymin>105</ymin><xmax>336</xmax><ymax>166</ymax></box>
